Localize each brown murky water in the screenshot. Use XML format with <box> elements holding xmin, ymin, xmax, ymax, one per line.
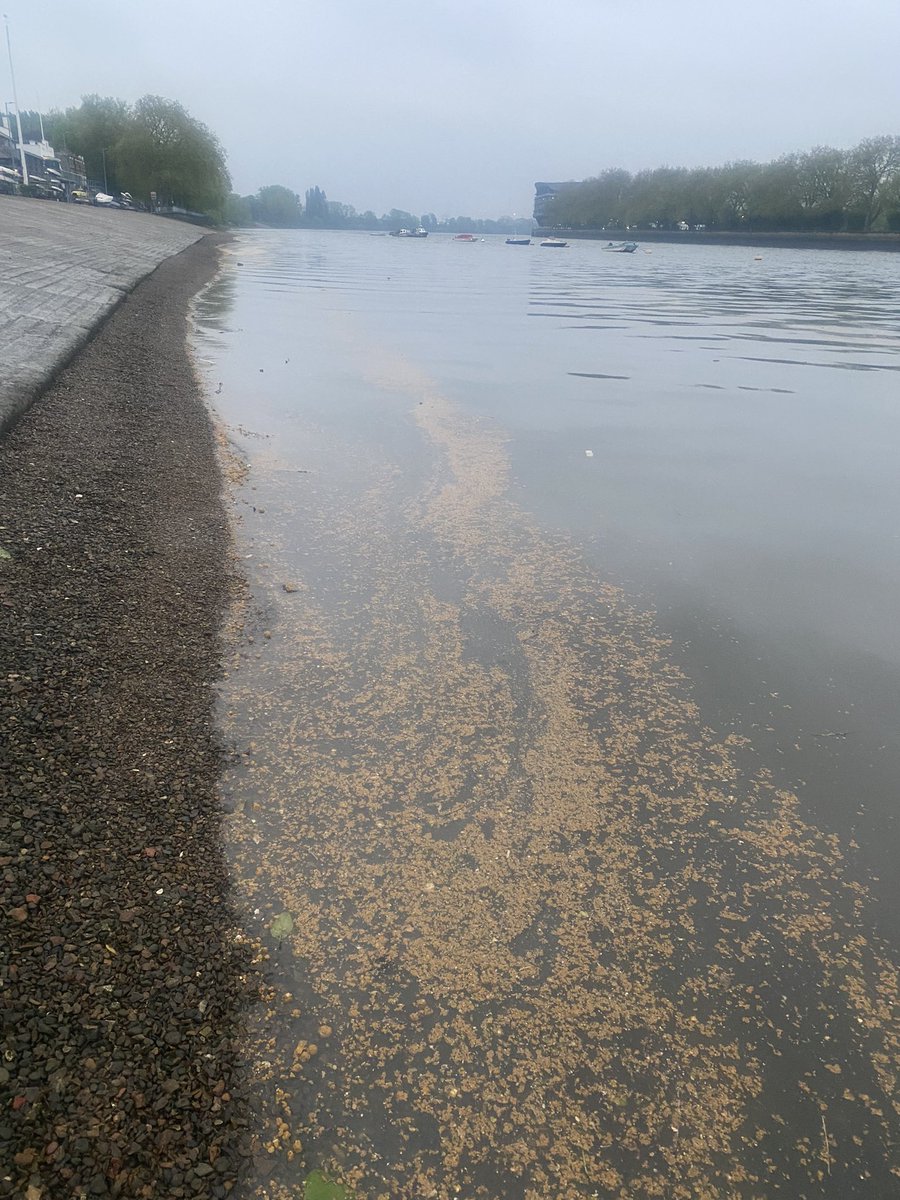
<box><xmin>192</xmin><ymin>232</ymin><xmax>900</xmax><ymax>1199</ymax></box>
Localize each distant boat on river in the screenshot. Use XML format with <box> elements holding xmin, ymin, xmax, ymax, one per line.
<box><xmin>453</xmin><ymin>233</ymin><xmax>479</xmax><ymax>241</ymax></box>
<box><xmin>540</xmin><ymin>237</ymin><xmax>568</xmax><ymax>248</ymax></box>
<box><xmin>505</xmin><ymin>237</ymin><xmax>531</xmax><ymax>245</ymax></box>
<box><xmin>602</xmin><ymin>240</ymin><xmax>638</xmax><ymax>253</ymax></box>
<box><xmin>390</xmin><ymin>227</ymin><xmax>429</xmax><ymax>238</ymax></box>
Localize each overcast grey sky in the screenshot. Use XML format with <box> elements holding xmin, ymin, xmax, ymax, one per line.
<box><xmin>9</xmin><ymin>0</ymin><xmax>900</xmax><ymax>217</ymax></box>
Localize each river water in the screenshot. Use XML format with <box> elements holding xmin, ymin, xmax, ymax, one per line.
<box><xmin>192</xmin><ymin>231</ymin><xmax>900</xmax><ymax>1200</ymax></box>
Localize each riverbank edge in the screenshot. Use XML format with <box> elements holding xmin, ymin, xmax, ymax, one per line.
<box><xmin>0</xmin><ymin>235</ymin><xmax>262</xmax><ymax>1199</ymax></box>
<box><xmin>533</xmin><ymin>227</ymin><xmax>900</xmax><ymax>251</ymax></box>
<box><xmin>0</xmin><ymin>201</ymin><xmax>203</xmax><ymax>439</ymax></box>
<box><xmin>0</xmin><ymin>289</ymin><xmax>136</xmax><ymax>440</ymax></box>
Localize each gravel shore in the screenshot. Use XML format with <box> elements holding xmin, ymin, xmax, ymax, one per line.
<box><xmin>0</xmin><ymin>236</ymin><xmax>257</xmax><ymax>1199</ymax></box>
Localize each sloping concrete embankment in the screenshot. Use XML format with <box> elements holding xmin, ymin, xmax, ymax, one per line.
<box><xmin>0</xmin><ymin>197</ymin><xmax>203</xmax><ymax>435</ymax></box>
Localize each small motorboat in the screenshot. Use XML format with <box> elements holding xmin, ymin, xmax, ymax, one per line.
<box><xmin>390</xmin><ymin>227</ymin><xmax>429</xmax><ymax>238</ymax></box>
<box><xmin>505</xmin><ymin>237</ymin><xmax>531</xmax><ymax>245</ymax></box>
<box><xmin>453</xmin><ymin>233</ymin><xmax>479</xmax><ymax>241</ymax></box>
<box><xmin>602</xmin><ymin>241</ymin><xmax>638</xmax><ymax>253</ymax></box>
<box><xmin>540</xmin><ymin>237</ymin><xmax>567</xmax><ymax>248</ymax></box>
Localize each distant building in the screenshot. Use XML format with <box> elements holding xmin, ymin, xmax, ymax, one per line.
<box><xmin>0</xmin><ymin>116</ymin><xmax>87</xmax><ymax>199</ymax></box>
<box><xmin>19</xmin><ymin>140</ymin><xmax>65</xmax><ymax>198</ymax></box>
<box><xmin>533</xmin><ymin>181</ymin><xmax>580</xmax><ymax>224</ymax></box>
<box><xmin>0</xmin><ymin>116</ymin><xmax>20</xmax><ymax>192</ymax></box>
<box><xmin>56</xmin><ymin>148</ymin><xmax>88</xmax><ymax>198</ymax></box>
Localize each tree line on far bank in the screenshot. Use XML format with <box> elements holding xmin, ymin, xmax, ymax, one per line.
<box><xmin>543</xmin><ymin>136</ymin><xmax>900</xmax><ymax>233</ymax></box>
<box><xmin>225</xmin><ymin>184</ymin><xmax>530</xmax><ymax>235</ymax></box>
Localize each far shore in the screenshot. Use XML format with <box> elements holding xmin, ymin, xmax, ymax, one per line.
<box><xmin>533</xmin><ymin>226</ymin><xmax>900</xmax><ymax>251</ymax></box>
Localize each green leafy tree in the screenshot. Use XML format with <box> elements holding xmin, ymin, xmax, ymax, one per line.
<box><xmin>252</xmin><ymin>184</ymin><xmax>303</xmax><ymax>226</ymax></box>
<box><xmin>384</xmin><ymin>208</ymin><xmax>418</xmax><ymax>229</ymax></box>
<box><xmin>304</xmin><ymin>186</ymin><xmax>329</xmax><ymax>222</ymax></box>
<box><xmin>545</xmin><ymin>167</ymin><xmax>634</xmax><ymax>229</ymax></box>
<box><xmin>224</xmin><ymin>192</ymin><xmax>254</xmax><ymax>225</ymax></box>
<box><xmin>747</xmin><ymin>155</ymin><xmax>801</xmax><ymax>229</ymax></box>
<box><xmin>326</xmin><ymin>200</ymin><xmax>357</xmax><ymax>226</ymax></box>
<box><xmin>536</xmin><ymin>137</ymin><xmax>900</xmax><ymax>234</ymax></box>
<box><xmin>791</xmin><ymin>147</ymin><xmax>850</xmax><ymax>229</ymax></box>
<box><xmin>44</xmin><ymin>95</ymin><xmax>131</xmax><ymax>191</ymax></box>
<box><xmin>713</xmin><ymin>161</ymin><xmax>758</xmax><ymax>228</ymax></box>
<box><xmin>629</xmin><ymin>166</ymin><xmax>689</xmax><ymax>228</ymax></box>
<box><xmin>113</xmin><ymin>95</ymin><xmax>230</xmax><ymax>216</ymax></box>
<box><xmin>848</xmin><ymin>135</ymin><xmax>900</xmax><ymax>230</ymax></box>
<box><xmin>17</xmin><ymin>110</ymin><xmax>44</xmax><ymax>142</ymax></box>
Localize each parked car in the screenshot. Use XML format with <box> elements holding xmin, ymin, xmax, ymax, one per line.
<box><xmin>94</xmin><ymin>190</ymin><xmax>140</xmax><ymax>210</ymax></box>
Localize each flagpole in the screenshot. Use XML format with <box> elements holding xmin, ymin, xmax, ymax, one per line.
<box><xmin>3</xmin><ymin>13</ymin><xmax>29</xmax><ymax>186</ymax></box>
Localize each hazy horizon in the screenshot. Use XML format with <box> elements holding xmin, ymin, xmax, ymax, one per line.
<box><xmin>8</xmin><ymin>0</ymin><xmax>900</xmax><ymax>218</ymax></box>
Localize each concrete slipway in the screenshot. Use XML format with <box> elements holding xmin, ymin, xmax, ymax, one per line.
<box><xmin>0</xmin><ymin>196</ymin><xmax>203</xmax><ymax>435</ymax></box>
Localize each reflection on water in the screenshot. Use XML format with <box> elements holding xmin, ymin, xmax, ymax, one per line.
<box><xmin>192</xmin><ymin>232</ymin><xmax>900</xmax><ymax>1199</ymax></box>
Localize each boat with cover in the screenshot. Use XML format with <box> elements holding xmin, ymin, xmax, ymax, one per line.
<box><xmin>540</xmin><ymin>237</ymin><xmax>567</xmax><ymax>248</ymax></box>
<box><xmin>390</xmin><ymin>227</ymin><xmax>429</xmax><ymax>238</ymax></box>
<box><xmin>505</xmin><ymin>237</ymin><xmax>531</xmax><ymax>245</ymax></box>
<box><xmin>453</xmin><ymin>233</ymin><xmax>479</xmax><ymax>241</ymax></box>
<box><xmin>602</xmin><ymin>240</ymin><xmax>638</xmax><ymax>253</ymax></box>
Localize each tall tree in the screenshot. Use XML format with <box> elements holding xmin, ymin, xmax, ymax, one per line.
<box><xmin>304</xmin><ymin>186</ymin><xmax>329</xmax><ymax>222</ymax></box>
<box><xmin>252</xmin><ymin>184</ymin><xmax>303</xmax><ymax>226</ymax></box>
<box><xmin>747</xmin><ymin>155</ymin><xmax>801</xmax><ymax>229</ymax></box>
<box><xmin>225</xmin><ymin>192</ymin><xmax>254</xmax><ymax>226</ymax></box>
<box><xmin>113</xmin><ymin>95</ymin><xmax>230</xmax><ymax>216</ymax></box>
<box><xmin>17</xmin><ymin>110</ymin><xmax>45</xmax><ymax>142</ymax></box>
<box><xmin>794</xmin><ymin>147</ymin><xmax>850</xmax><ymax>229</ymax></box>
<box><xmin>848</xmin><ymin>135</ymin><xmax>900</xmax><ymax>230</ymax></box>
<box><xmin>384</xmin><ymin>208</ymin><xmax>418</xmax><ymax>229</ymax></box>
<box><xmin>44</xmin><ymin>95</ymin><xmax>132</xmax><ymax>191</ymax></box>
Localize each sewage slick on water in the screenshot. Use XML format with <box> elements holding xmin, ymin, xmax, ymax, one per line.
<box><xmin>216</xmin><ymin>335</ymin><xmax>900</xmax><ymax>1200</ymax></box>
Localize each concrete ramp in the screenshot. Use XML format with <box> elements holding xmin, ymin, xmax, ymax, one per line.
<box><xmin>0</xmin><ymin>197</ymin><xmax>204</xmax><ymax>434</ymax></box>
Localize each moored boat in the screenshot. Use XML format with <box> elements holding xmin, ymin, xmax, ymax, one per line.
<box><xmin>505</xmin><ymin>237</ymin><xmax>531</xmax><ymax>245</ymax></box>
<box><xmin>390</xmin><ymin>227</ymin><xmax>429</xmax><ymax>238</ymax></box>
<box><xmin>540</xmin><ymin>237</ymin><xmax>567</xmax><ymax>248</ymax></box>
<box><xmin>453</xmin><ymin>233</ymin><xmax>479</xmax><ymax>241</ymax></box>
<box><xmin>602</xmin><ymin>240</ymin><xmax>638</xmax><ymax>253</ymax></box>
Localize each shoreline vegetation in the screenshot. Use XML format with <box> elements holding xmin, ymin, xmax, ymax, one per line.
<box><xmin>538</xmin><ymin>136</ymin><xmax>900</xmax><ymax>238</ymax></box>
